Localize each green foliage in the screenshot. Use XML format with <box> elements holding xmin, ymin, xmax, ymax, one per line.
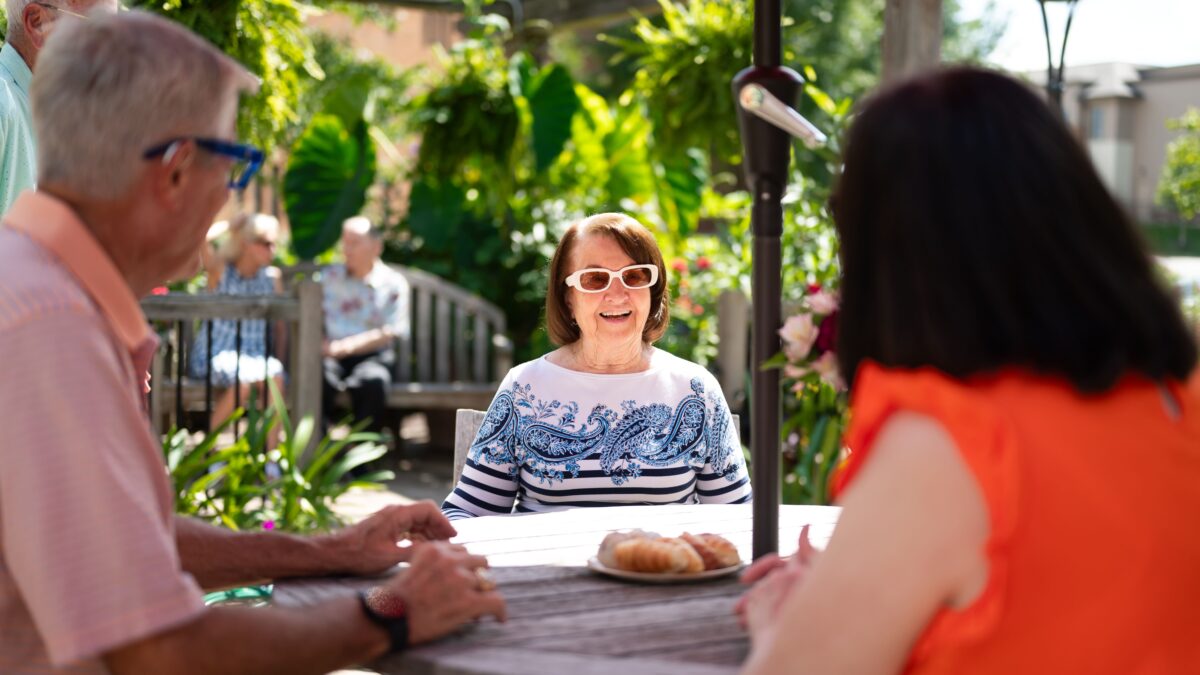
<box><xmin>411</xmin><ymin>36</ymin><xmax>519</xmax><ymax>186</ymax></box>
<box><xmin>283</xmin><ymin>113</ymin><xmax>377</xmax><ymax>259</ymax></box>
<box><xmin>1157</xmin><ymin>109</ymin><xmax>1200</xmax><ymax>222</ymax></box>
<box><xmin>777</xmin><ymin>379</ymin><xmax>846</xmax><ymax>504</ymax></box>
<box><xmin>605</xmin><ymin>0</ymin><xmax>756</xmax><ymax>167</ymax></box>
<box><xmin>1141</xmin><ymin>222</ymin><xmax>1200</xmax><ymax>257</ymax></box>
<box><xmin>394</xmin><ymin>18</ymin><xmax>593</xmax><ymax>360</ymax></box>
<box><xmin>1</xmin><ymin>5</ymin><xmax>7</xmax><ymax>43</ymax></box>
<box><xmin>164</xmin><ymin>384</ymin><xmax>392</xmax><ymax>533</ymax></box>
<box><xmin>129</xmin><ymin>0</ymin><xmax>321</xmax><ymax>151</ymax></box>
<box><xmin>527</xmin><ymin>64</ymin><xmax>582</xmax><ymax>172</ymax></box>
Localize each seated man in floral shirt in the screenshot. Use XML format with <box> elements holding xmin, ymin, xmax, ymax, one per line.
<box><xmin>322</xmin><ymin>216</ymin><xmax>409</xmax><ymax>435</ymax></box>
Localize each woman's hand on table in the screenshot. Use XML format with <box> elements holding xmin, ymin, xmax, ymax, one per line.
<box><xmin>386</xmin><ymin>541</ymin><xmax>508</xmax><ymax>644</ymax></box>
<box><xmin>735</xmin><ymin>524</ymin><xmax>821</xmax><ymax>640</ymax></box>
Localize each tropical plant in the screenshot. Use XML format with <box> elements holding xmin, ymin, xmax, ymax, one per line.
<box><xmin>1157</xmin><ymin>108</ymin><xmax>1200</xmax><ymax>223</ymax></box>
<box><xmin>164</xmin><ymin>384</ymin><xmax>393</xmax><ymax>533</ymax></box>
<box><xmin>127</xmin><ymin>0</ymin><xmax>321</xmax><ymax>151</ymax></box>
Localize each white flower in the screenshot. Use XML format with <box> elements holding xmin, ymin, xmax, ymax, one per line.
<box><xmin>811</xmin><ymin>351</ymin><xmax>845</xmax><ymax>390</ymax></box>
<box><xmin>803</xmin><ymin>290</ymin><xmax>839</xmax><ymax>315</ymax></box>
<box><xmin>779</xmin><ymin>314</ymin><xmax>818</xmax><ymax>362</ymax></box>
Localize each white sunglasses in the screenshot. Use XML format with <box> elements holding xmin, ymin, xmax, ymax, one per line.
<box><xmin>565</xmin><ymin>264</ymin><xmax>660</xmax><ymax>293</ymax></box>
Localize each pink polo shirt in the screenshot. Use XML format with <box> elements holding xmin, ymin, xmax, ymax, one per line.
<box><xmin>0</xmin><ymin>191</ymin><xmax>205</xmax><ymax>672</ymax></box>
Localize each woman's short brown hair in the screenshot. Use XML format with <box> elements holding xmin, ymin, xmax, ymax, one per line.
<box><xmin>545</xmin><ymin>213</ymin><xmax>670</xmax><ymax>346</ymax></box>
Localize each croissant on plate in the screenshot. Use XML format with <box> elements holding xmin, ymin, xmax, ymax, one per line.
<box><xmin>597</xmin><ymin>529</ymin><xmax>660</xmax><ymax>569</ymax></box>
<box><xmin>612</xmin><ymin>537</ymin><xmax>705</xmax><ymax>574</ymax></box>
<box><xmin>680</xmin><ymin>532</ymin><xmax>741</xmax><ymax>570</ymax></box>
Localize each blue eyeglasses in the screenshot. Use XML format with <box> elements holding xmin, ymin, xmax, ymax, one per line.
<box><xmin>143</xmin><ymin>137</ymin><xmax>265</xmax><ymax>190</ymax></box>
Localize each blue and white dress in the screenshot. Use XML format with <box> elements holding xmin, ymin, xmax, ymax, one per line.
<box><xmin>189</xmin><ymin>264</ymin><xmax>284</xmax><ymax>387</ymax></box>
<box><xmin>441</xmin><ymin>349</ymin><xmax>753</xmax><ymax>519</ymax></box>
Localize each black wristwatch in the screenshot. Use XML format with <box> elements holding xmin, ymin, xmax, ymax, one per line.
<box><xmin>358</xmin><ymin>588</ymin><xmax>409</xmax><ymax>654</ymax></box>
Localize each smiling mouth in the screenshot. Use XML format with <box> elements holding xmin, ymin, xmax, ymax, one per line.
<box><xmin>599</xmin><ymin>310</ymin><xmax>632</xmax><ymax>319</ymax></box>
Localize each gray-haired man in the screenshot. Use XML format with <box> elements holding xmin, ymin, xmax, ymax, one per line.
<box><xmin>0</xmin><ymin>11</ymin><xmax>504</xmax><ymax>673</ymax></box>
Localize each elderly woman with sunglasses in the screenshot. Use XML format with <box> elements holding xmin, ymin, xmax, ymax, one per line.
<box><xmin>442</xmin><ymin>213</ymin><xmax>752</xmax><ymax>519</ymax></box>
<box><xmin>190</xmin><ymin>212</ymin><xmax>287</xmax><ymax>437</ymax></box>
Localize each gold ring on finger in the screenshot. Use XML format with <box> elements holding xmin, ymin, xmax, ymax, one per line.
<box><xmin>474</xmin><ymin>568</ymin><xmax>496</xmax><ymax>592</ymax></box>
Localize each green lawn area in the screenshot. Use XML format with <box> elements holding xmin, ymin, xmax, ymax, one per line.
<box><xmin>1141</xmin><ymin>222</ymin><xmax>1200</xmax><ymax>256</ymax></box>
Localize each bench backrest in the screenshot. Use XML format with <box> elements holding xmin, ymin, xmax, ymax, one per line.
<box><xmin>388</xmin><ymin>265</ymin><xmax>512</xmax><ymax>385</ymax></box>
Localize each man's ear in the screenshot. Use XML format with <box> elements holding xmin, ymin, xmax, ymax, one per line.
<box><xmin>23</xmin><ymin>4</ymin><xmax>53</xmax><ymax>49</ymax></box>
<box><xmin>150</xmin><ymin>141</ymin><xmax>197</xmax><ymax>208</ymax></box>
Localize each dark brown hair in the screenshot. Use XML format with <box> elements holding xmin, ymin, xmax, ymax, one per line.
<box><xmin>834</xmin><ymin>67</ymin><xmax>1196</xmax><ymax>392</ymax></box>
<box><xmin>545</xmin><ymin>213</ymin><xmax>670</xmax><ymax>346</ymax></box>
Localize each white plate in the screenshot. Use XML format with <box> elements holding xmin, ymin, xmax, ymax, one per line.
<box><xmin>587</xmin><ymin>557</ymin><xmax>743</xmax><ymax>583</ymax></box>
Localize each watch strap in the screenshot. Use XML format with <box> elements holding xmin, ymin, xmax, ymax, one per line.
<box><xmin>358</xmin><ymin>589</ymin><xmax>409</xmax><ymax>654</ymax></box>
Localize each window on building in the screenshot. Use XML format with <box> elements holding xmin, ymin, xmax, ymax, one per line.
<box><xmin>1089</xmin><ymin>107</ymin><xmax>1105</xmax><ymax>139</ymax></box>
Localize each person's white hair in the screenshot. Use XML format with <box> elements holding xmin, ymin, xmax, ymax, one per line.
<box><xmin>218</xmin><ymin>212</ymin><xmax>280</xmax><ymax>263</ymax></box>
<box><xmin>342</xmin><ymin>216</ymin><xmax>380</xmax><ymax>238</ymax></box>
<box><xmin>3</xmin><ymin>1</ymin><xmax>31</xmax><ymax>35</ymax></box>
<box><xmin>30</xmin><ymin>10</ymin><xmax>259</xmax><ymax>200</ymax></box>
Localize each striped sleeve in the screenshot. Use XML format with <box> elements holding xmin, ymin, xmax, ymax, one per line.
<box><xmin>441</xmin><ymin>457</ymin><xmax>519</xmax><ymax>519</ymax></box>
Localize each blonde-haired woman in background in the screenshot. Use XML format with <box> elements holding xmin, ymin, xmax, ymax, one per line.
<box><xmin>190</xmin><ymin>212</ymin><xmax>286</xmax><ymax>440</ymax></box>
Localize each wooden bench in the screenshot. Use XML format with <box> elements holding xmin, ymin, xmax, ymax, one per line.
<box><xmin>143</xmin><ymin>265</ymin><xmax>511</xmax><ymax>439</ymax></box>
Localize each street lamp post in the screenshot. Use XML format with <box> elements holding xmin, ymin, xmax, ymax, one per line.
<box><xmin>1038</xmin><ymin>0</ymin><xmax>1080</xmax><ymax>119</ymax></box>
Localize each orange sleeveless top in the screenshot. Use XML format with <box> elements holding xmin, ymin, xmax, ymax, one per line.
<box><xmin>836</xmin><ymin>363</ymin><xmax>1200</xmax><ymax>674</ymax></box>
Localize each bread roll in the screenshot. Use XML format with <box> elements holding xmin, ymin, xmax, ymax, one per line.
<box><xmin>612</xmin><ymin>537</ymin><xmax>704</xmax><ymax>573</ymax></box>
<box><xmin>597</xmin><ymin>529</ymin><xmax>659</xmax><ymax>569</ymax></box>
<box><xmin>680</xmin><ymin>532</ymin><xmax>741</xmax><ymax>570</ymax></box>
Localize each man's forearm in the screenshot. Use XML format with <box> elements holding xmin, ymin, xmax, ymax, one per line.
<box><xmin>175</xmin><ymin>517</ymin><xmax>346</xmax><ymax>590</ymax></box>
<box><xmin>330</xmin><ymin>328</ymin><xmax>393</xmax><ymax>359</ymax></box>
<box><xmin>105</xmin><ymin>596</ymin><xmax>390</xmax><ymax>675</ymax></box>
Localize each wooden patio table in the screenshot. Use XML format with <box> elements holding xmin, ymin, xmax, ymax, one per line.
<box><xmin>273</xmin><ymin>503</ymin><xmax>841</xmax><ymax>674</ymax></box>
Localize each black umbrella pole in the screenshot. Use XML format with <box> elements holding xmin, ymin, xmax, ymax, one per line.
<box><xmin>755</xmin><ymin>0</ymin><xmax>781</xmax><ymax>67</ymax></box>
<box><xmin>751</xmin><ymin>181</ymin><xmax>783</xmax><ymax>559</ymax></box>
<box><xmin>734</xmin><ymin>0</ymin><xmax>797</xmax><ymax>560</ymax></box>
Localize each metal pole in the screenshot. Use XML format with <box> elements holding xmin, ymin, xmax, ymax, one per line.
<box><xmin>754</xmin><ymin>0</ymin><xmax>781</xmax><ymax>68</ymax></box>
<box><xmin>734</xmin><ymin>0</ymin><xmax>797</xmax><ymax>560</ymax></box>
<box><xmin>1039</xmin><ymin>0</ymin><xmax>1079</xmax><ymax>121</ymax></box>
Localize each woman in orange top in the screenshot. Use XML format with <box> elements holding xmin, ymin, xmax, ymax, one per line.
<box><xmin>739</xmin><ymin>67</ymin><xmax>1200</xmax><ymax>674</ymax></box>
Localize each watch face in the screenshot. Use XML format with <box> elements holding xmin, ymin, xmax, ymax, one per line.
<box><xmin>364</xmin><ymin>587</ymin><xmax>406</xmax><ymax>619</ymax></box>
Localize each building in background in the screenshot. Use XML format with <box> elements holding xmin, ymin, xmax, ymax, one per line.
<box><xmin>1029</xmin><ymin>62</ymin><xmax>1200</xmax><ymax>225</ymax></box>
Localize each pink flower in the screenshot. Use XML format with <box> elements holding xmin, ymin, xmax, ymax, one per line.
<box><xmin>262</xmin><ymin>520</ymin><xmax>275</xmax><ymax>530</ymax></box>
<box><xmin>692</xmin><ymin>304</ymin><xmax>704</xmax><ymax>316</ymax></box>
<box><xmin>812</xmin><ymin>351</ymin><xmax>845</xmax><ymax>390</ymax></box>
<box><xmin>783</xmin><ymin>364</ymin><xmax>809</xmax><ymax>379</ymax></box>
<box><xmin>150</xmin><ymin>286</ymin><xmax>169</xmax><ymax>296</ymax></box>
<box><xmin>696</xmin><ymin>256</ymin><xmax>712</xmax><ymax>270</ymax></box>
<box><xmin>779</xmin><ymin>314</ymin><xmax>818</xmax><ymax>362</ymax></box>
<box><xmin>803</xmin><ymin>290</ymin><xmax>838</xmax><ymax>315</ymax></box>
<box><xmin>807</xmin><ymin>283</ymin><xmax>822</xmax><ymax>294</ymax></box>
<box><xmin>671</xmin><ymin>258</ymin><xmax>688</xmax><ymax>273</ymax></box>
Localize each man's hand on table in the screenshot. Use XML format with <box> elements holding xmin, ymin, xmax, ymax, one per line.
<box><xmin>380</xmin><ymin>541</ymin><xmax>508</xmax><ymax>644</ymax></box>
<box><xmin>736</xmin><ymin>524</ymin><xmax>821</xmax><ymax>642</ymax></box>
<box><xmin>322</xmin><ymin>502</ymin><xmax>458</xmax><ymax>576</ymax></box>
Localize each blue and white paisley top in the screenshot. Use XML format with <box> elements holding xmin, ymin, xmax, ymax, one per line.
<box><xmin>441</xmin><ymin>349</ymin><xmax>752</xmax><ymax>519</ymax></box>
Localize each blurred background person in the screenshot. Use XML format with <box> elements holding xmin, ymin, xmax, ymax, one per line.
<box><xmin>191</xmin><ymin>212</ymin><xmax>286</xmax><ymax>441</ymax></box>
<box><xmin>1</xmin><ymin>0</ymin><xmax>118</xmax><ymax>214</ymax></box>
<box><xmin>322</xmin><ymin>215</ymin><xmax>409</xmax><ymax>439</ymax></box>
